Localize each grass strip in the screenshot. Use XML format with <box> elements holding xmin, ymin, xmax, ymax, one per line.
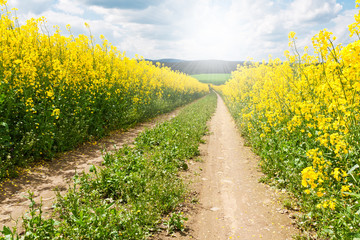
<box><xmin>1</xmin><ymin>92</ymin><xmax>217</xmax><ymax>240</ymax></box>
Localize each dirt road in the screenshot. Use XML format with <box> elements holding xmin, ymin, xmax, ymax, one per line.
<box><xmin>0</xmin><ymin>108</ymin><xmax>181</xmax><ymax>232</ymax></box>
<box><xmin>187</xmin><ymin>94</ymin><xmax>298</xmax><ymax>239</ymax></box>
<box><xmin>1</xmin><ymin>95</ymin><xmax>298</xmax><ymax>239</ymax></box>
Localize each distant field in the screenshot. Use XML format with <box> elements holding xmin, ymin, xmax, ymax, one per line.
<box><xmin>149</xmin><ymin>59</ymin><xmax>244</xmax><ymax>75</ymax></box>
<box><xmin>192</xmin><ymin>73</ymin><xmax>231</xmax><ymax>85</ymax></box>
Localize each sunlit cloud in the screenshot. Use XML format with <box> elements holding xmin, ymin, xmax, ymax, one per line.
<box><xmin>7</xmin><ymin>0</ymin><xmax>359</xmax><ymax>61</ymax></box>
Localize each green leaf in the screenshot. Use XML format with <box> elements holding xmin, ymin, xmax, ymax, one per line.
<box><xmin>348</xmin><ymin>164</ymin><xmax>359</xmax><ymax>175</ymax></box>
<box><xmin>89</xmin><ymin>165</ymin><xmax>96</xmax><ymax>173</ymax></box>
<box><xmin>1</xmin><ymin>226</ymin><xmax>12</xmax><ymax>235</ymax></box>
<box><xmin>0</xmin><ymin>94</ymin><xmax>5</xmax><ymax>104</ymax></box>
<box><xmin>344</xmin><ymin>192</ymin><xmax>360</xmax><ymax>198</ymax></box>
<box><xmin>1</xmin><ymin>226</ymin><xmax>16</xmax><ymax>240</ymax></box>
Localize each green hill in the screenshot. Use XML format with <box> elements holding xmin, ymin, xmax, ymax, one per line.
<box><xmin>150</xmin><ymin>59</ymin><xmax>244</xmax><ymax>75</ymax></box>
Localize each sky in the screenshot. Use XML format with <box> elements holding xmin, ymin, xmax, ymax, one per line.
<box><xmin>5</xmin><ymin>0</ymin><xmax>359</xmax><ymax>61</ymax></box>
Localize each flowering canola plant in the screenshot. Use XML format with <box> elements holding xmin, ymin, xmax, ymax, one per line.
<box><xmin>217</xmin><ymin>1</ymin><xmax>360</xmax><ymax>238</ymax></box>
<box><xmin>0</xmin><ymin>1</ymin><xmax>208</xmax><ymax>179</ymax></box>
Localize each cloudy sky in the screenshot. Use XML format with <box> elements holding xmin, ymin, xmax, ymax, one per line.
<box><xmin>5</xmin><ymin>0</ymin><xmax>359</xmax><ymax>61</ymax></box>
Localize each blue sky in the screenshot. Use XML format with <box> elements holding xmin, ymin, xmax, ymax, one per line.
<box><xmin>6</xmin><ymin>0</ymin><xmax>359</xmax><ymax>61</ymax></box>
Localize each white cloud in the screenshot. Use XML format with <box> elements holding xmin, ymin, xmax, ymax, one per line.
<box><xmin>6</xmin><ymin>0</ymin><xmax>359</xmax><ymax>60</ymax></box>
<box><xmin>9</xmin><ymin>0</ymin><xmax>55</xmax><ymax>14</ymax></box>
<box><xmin>288</xmin><ymin>0</ymin><xmax>342</xmax><ymax>25</ymax></box>
<box><xmin>331</xmin><ymin>9</ymin><xmax>358</xmax><ymax>45</ymax></box>
<box><xmin>55</xmin><ymin>0</ymin><xmax>85</xmax><ymax>15</ymax></box>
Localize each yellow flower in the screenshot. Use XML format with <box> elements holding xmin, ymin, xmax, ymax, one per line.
<box><xmin>341</xmin><ymin>185</ymin><xmax>351</xmax><ymax>196</ymax></box>
<box><xmin>328</xmin><ymin>200</ymin><xmax>336</xmax><ymax>210</ymax></box>
<box><xmin>51</xmin><ymin>109</ymin><xmax>61</xmax><ymax>119</ymax></box>
<box><xmin>288</xmin><ymin>31</ymin><xmax>296</xmax><ymax>39</ymax></box>
<box><xmin>332</xmin><ymin>168</ymin><xmax>347</xmax><ymax>182</ymax></box>
<box><xmin>301</xmin><ymin>167</ymin><xmax>318</xmax><ymax>189</ymax></box>
<box><xmin>46</xmin><ymin>90</ymin><xmax>54</xmax><ymax>98</ymax></box>
<box><xmin>316</xmin><ymin>190</ymin><xmax>324</xmax><ymax>197</ymax></box>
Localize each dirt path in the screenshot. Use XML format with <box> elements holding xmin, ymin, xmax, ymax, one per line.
<box><xmin>1</xmin><ymin>95</ymin><xmax>299</xmax><ymax>238</ymax></box>
<box><xmin>0</xmin><ymin>108</ymin><xmax>182</xmax><ymax>232</ymax></box>
<box><xmin>185</xmin><ymin>94</ymin><xmax>298</xmax><ymax>239</ymax></box>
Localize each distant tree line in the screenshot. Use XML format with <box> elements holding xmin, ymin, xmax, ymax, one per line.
<box><xmin>148</xmin><ymin>59</ymin><xmax>245</xmax><ymax>75</ymax></box>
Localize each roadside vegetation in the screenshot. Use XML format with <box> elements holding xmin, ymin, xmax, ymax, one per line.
<box><xmin>0</xmin><ymin>2</ymin><xmax>208</xmax><ymax>181</ymax></box>
<box><xmin>216</xmin><ymin>3</ymin><xmax>360</xmax><ymax>239</ymax></box>
<box><xmin>0</xmin><ymin>93</ymin><xmax>217</xmax><ymax>239</ymax></box>
<box><xmin>191</xmin><ymin>73</ymin><xmax>231</xmax><ymax>85</ymax></box>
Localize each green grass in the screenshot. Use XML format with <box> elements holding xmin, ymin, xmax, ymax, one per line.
<box><xmin>1</xmin><ymin>93</ymin><xmax>217</xmax><ymax>240</ymax></box>
<box><xmin>191</xmin><ymin>74</ymin><xmax>231</xmax><ymax>85</ymax></box>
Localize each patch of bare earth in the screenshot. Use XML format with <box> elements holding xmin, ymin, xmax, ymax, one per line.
<box><xmin>0</xmin><ymin>108</ymin><xmax>182</xmax><ymax>232</ymax></box>
<box><xmin>156</xmin><ymin>94</ymin><xmax>299</xmax><ymax>239</ymax></box>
